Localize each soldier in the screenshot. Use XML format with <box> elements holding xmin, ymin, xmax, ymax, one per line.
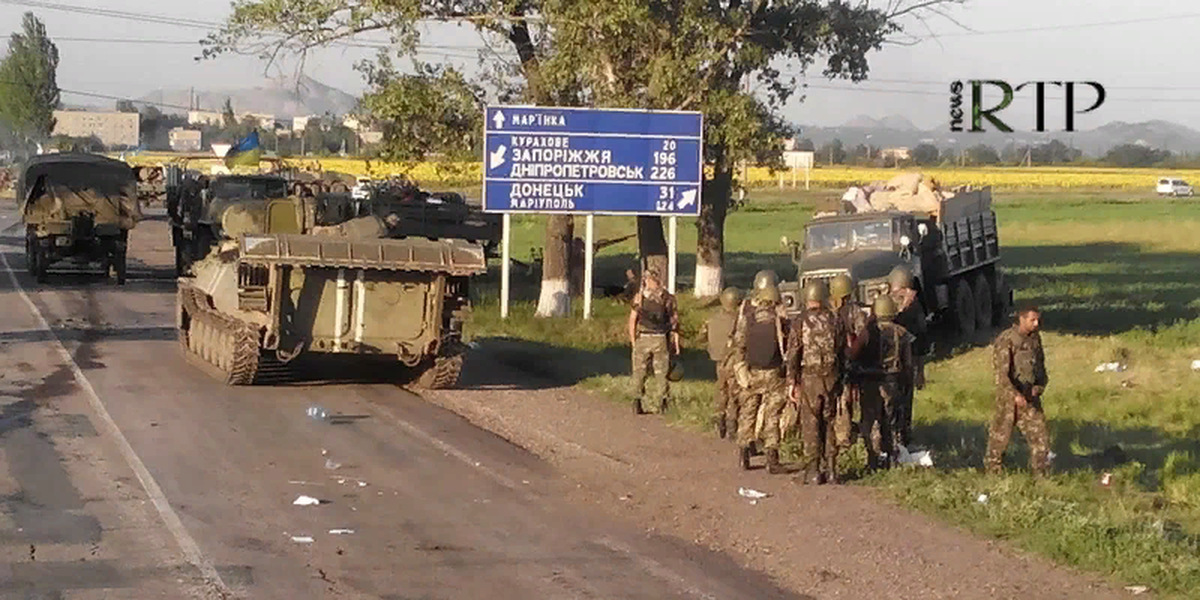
<box><xmin>730</xmin><ymin>272</ymin><xmax>789</xmax><ymax>472</ymax></box>
<box><xmin>858</xmin><ymin>295</ymin><xmax>915</xmax><ymax>470</ymax></box>
<box><xmin>785</xmin><ymin>280</ymin><xmax>845</xmax><ymax>484</ymax></box>
<box><xmin>886</xmin><ymin>265</ymin><xmax>927</xmax><ymax>449</ymax></box>
<box><xmin>628</xmin><ymin>268</ymin><xmax>680</xmax><ymax>415</ymax></box>
<box><xmin>829</xmin><ymin>274</ymin><xmax>870</xmax><ymax>449</ymax></box>
<box><xmin>985</xmin><ymin>306</ymin><xmax>1051</xmax><ymax>477</ymax></box>
<box><xmin>700</xmin><ymin>287</ymin><xmax>744</xmax><ymax>439</ymax></box>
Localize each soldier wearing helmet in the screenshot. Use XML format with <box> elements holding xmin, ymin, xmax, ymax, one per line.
<box><xmin>729</xmin><ymin>271</ymin><xmax>789</xmax><ymax>472</ymax></box>
<box><xmin>628</xmin><ymin>267</ymin><xmax>680</xmax><ymax>415</ymax></box>
<box><xmin>829</xmin><ymin>273</ymin><xmax>871</xmax><ymax>450</ymax></box>
<box><xmin>700</xmin><ymin>287</ymin><xmax>745</xmax><ymax>439</ymax></box>
<box><xmin>857</xmin><ymin>294</ymin><xmax>915</xmax><ymax>471</ymax></box>
<box><xmin>784</xmin><ymin>279</ymin><xmax>847</xmax><ymax>484</ymax></box>
<box><xmin>886</xmin><ymin>264</ymin><xmax>927</xmax><ymax>448</ymax></box>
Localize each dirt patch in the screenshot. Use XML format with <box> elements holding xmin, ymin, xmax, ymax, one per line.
<box><xmin>422</xmin><ymin>347</ymin><xmax>1129</xmax><ymax>600</ymax></box>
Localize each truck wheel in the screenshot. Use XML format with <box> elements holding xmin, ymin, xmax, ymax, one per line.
<box><xmin>992</xmin><ymin>271</ymin><xmax>1012</xmax><ymax>327</ymax></box>
<box><xmin>973</xmin><ymin>273</ymin><xmax>993</xmax><ymax>333</ymax></box>
<box><xmin>114</xmin><ymin>252</ymin><xmax>127</xmax><ymax>285</ymax></box>
<box><xmin>24</xmin><ymin>235</ymin><xmax>36</xmax><ymax>276</ymax></box>
<box><xmin>953</xmin><ymin>278</ymin><xmax>976</xmax><ymax>339</ymax></box>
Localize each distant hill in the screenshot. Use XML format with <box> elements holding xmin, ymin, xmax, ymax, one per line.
<box><xmin>138</xmin><ymin>75</ymin><xmax>359</xmax><ymax>119</ymax></box>
<box><xmin>796</xmin><ymin>114</ymin><xmax>1200</xmax><ymax>156</ymax></box>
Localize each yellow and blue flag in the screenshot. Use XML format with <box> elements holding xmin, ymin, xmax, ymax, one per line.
<box><xmin>224</xmin><ymin>130</ymin><xmax>262</xmax><ymax>168</ymax></box>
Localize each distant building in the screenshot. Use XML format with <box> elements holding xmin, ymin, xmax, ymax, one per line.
<box><xmin>342</xmin><ymin>115</ymin><xmax>362</xmax><ymax>131</ymax></box>
<box><xmin>881</xmin><ymin>147</ymin><xmax>911</xmax><ymax>161</ymax></box>
<box><xmin>360</xmin><ymin>130</ymin><xmax>384</xmax><ymax>145</ymax></box>
<box><xmin>168</xmin><ymin>128</ymin><xmax>203</xmax><ymax>152</ymax></box>
<box><xmin>293</xmin><ymin>115</ymin><xmax>318</xmax><ymax>133</ymax></box>
<box><xmin>52</xmin><ymin>110</ymin><xmax>139</xmax><ymax>148</ymax></box>
<box><xmin>245</xmin><ymin>113</ymin><xmax>277</xmax><ymax>130</ymax></box>
<box><xmin>188</xmin><ymin>110</ymin><xmax>224</xmax><ymax>127</ymax></box>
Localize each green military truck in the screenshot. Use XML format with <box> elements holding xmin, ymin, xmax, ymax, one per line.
<box><xmin>780</xmin><ymin>186</ymin><xmax>1012</xmax><ymax>340</ymax></box>
<box><xmin>168</xmin><ymin>173</ymin><xmax>296</xmax><ymax>276</ymax></box>
<box><xmin>18</xmin><ymin>153</ymin><xmax>142</xmax><ymax>284</ymax></box>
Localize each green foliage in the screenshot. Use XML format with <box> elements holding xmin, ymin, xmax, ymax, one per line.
<box><xmin>964</xmin><ymin>143</ymin><xmax>1000</xmax><ymax>165</ymax></box>
<box><xmin>1105</xmin><ymin>143</ymin><xmax>1172</xmax><ymax>168</ymax></box>
<box><xmin>911</xmin><ymin>142</ymin><xmax>939</xmax><ymax>165</ymax></box>
<box><xmin>0</xmin><ymin>12</ymin><xmax>60</xmax><ymax>140</ymax></box>
<box><xmin>818</xmin><ymin>138</ymin><xmax>847</xmax><ymax>165</ymax></box>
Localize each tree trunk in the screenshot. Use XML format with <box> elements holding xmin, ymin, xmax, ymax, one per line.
<box><xmin>535</xmin><ymin>215</ymin><xmax>574</xmax><ymax>317</ymax></box>
<box><xmin>637</xmin><ymin>216</ymin><xmax>668</xmax><ymax>285</ymax></box>
<box><xmin>694</xmin><ymin>151</ymin><xmax>734</xmax><ymax>298</ymax></box>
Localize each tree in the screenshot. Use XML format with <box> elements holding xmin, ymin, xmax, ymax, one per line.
<box><xmin>1104</xmin><ymin>143</ymin><xmax>1171</xmax><ymax>168</ymax></box>
<box><xmin>221</xmin><ymin>97</ymin><xmax>236</xmax><ymax>129</ymax></box>
<box><xmin>1030</xmin><ymin>139</ymin><xmax>1080</xmax><ymax>164</ymax></box>
<box><xmin>0</xmin><ymin>13</ymin><xmax>60</xmax><ymax>141</ymax></box>
<box><xmin>818</xmin><ymin>138</ymin><xmax>847</xmax><ymax>165</ymax></box>
<box><xmin>911</xmin><ymin>143</ymin><xmax>939</xmax><ymax>165</ymax></box>
<box><xmin>115</xmin><ymin>99</ymin><xmax>138</xmax><ymax>113</ymax></box>
<box><xmin>204</xmin><ymin>0</ymin><xmax>951</xmax><ymax>307</ymax></box>
<box><xmin>964</xmin><ymin>143</ymin><xmax>999</xmax><ymax>165</ymax></box>
<box><xmin>794</xmin><ymin>138</ymin><xmax>816</xmax><ymax>152</ymax></box>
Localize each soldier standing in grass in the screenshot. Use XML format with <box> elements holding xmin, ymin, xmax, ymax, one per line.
<box><xmin>829</xmin><ymin>274</ymin><xmax>870</xmax><ymax>450</ymax></box>
<box><xmin>730</xmin><ymin>271</ymin><xmax>789</xmax><ymax>472</ymax></box>
<box><xmin>785</xmin><ymin>280</ymin><xmax>846</xmax><ymax>484</ymax></box>
<box><xmin>858</xmin><ymin>295</ymin><xmax>915</xmax><ymax>471</ymax></box>
<box><xmin>700</xmin><ymin>287</ymin><xmax>744</xmax><ymax>439</ymax></box>
<box><xmin>986</xmin><ymin>306</ymin><xmax>1051</xmax><ymax>477</ymax></box>
<box><xmin>887</xmin><ymin>265</ymin><xmax>927</xmax><ymax>448</ymax></box>
<box><xmin>628</xmin><ymin>268</ymin><xmax>680</xmax><ymax>415</ymax></box>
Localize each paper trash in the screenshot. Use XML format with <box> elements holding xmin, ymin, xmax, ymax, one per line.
<box><xmin>897</xmin><ymin>446</ymin><xmax>934</xmax><ymax>467</ymax></box>
<box><xmin>976</xmin><ymin>494</ymin><xmax>989</xmax><ymax>504</ymax></box>
<box><xmin>293</xmin><ymin>495</ymin><xmax>322</xmax><ymax>506</ymax></box>
<box><xmin>1094</xmin><ymin>362</ymin><xmax>1126</xmax><ymax>373</ymax></box>
<box><xmin>1124</xmin><ymin>586</ymin><xmax>1149</xmax><ymax>595</ymax></box>
<box><xmin>1191</xmin><ymin>360</ymin><xmax>1200</xmax><ymax>371</ymax></box>
<box><xmin>738</xmin><ymin>487</ymin><xmax>769</xmax><ymax>499</ymax></box>
<box><xmin>291</xmin><ymin>536</ymin><xmax>314</xmax><ymax>543</ymax></box>
<box><xmin>328</xmin><ymin>529</ymin><xmax>355</xmax><ymax>535</ymax></box>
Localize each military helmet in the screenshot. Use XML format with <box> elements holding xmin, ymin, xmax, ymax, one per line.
<box><xmin>752</xmin><ymin>270</ymin><xmax>779</xmax><ymax>291</ymax></box>
<box><xmin>755</xmin><ymin>284</ymin><xmax>782</xmax><ymax>305</ymax></box>
<box><xmin>873</xmin><ymin>294</ymin><xmax>898</xmax><ymax>321</ymax></box>
<box><xmin>829</xmin><ymin>274</ymin><xmax>855</xmax><ymax>300</ymax></box>
<box><xmin>667</xmin><ymin>357</ymin><xmax>684</xmax><ymax>382</ymax></box>
<box><xmin>802</xmin><ymin>279</ymin><xmax>829</xmax><ymax>304</ymax></box>
<box><xmin>719</xmin><ymin>287</ymin><xmax>744</xmax><ymax>311</ymax></box>
<box><xmin>888</xmin><ymin>265</ymin><xmax>914</xmax><ymax>290</ymax></box>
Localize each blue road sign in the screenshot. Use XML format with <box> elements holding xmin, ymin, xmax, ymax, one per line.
<box><xmin>482</xmin><ymin>105</ymin><xmax>703</xmax><ymax>216</ymax></box>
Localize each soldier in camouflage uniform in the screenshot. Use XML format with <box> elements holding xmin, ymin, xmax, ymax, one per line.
<box><xmin>628</xmin><ymin>268</ymin><xmax>680</xmax><ymax>415</ymax></box>
<box><xmin>986</xmin><ymin>306</ymin><xmax>1051</xmax><ymax>477</ymax></box>
<box><xmin>887</xmin><ymin>265</ymin><xmax>927</xmax><ymax>449</ymax></box>
<box><xmin>858</xmin><ymin>295</ymin><xmax>915</xmax><ymax>470</ymax></box>
<box><xmin>785</xmin><ymin>280</ymin><xmax>845</xmax><ymax>484</ymax></box>
<box><xmin>700</xmin><ymin>287</ymin><xmax>744</xmax><ymax>439</ymax></box>
<box><xmin>730</xmin><ymin>271</ymin><xmax>789</xmax><ymax>472</ymax></box>
<box><xmin>829</xmin><ymin>274</ymin><xmax>870</xmax><ymax>449</ymax></box>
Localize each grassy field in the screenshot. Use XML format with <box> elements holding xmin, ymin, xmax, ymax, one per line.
<box><xmin>465</xmin><ymin>186</ymin><xmax>1200</xmax><ymax>598</ymax></box>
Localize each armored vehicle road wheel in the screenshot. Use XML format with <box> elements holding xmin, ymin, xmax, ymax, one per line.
<box><xmin>413</xmin><ymin>341</ymin><xmax>466</xmax><ymax>390</ymax></box>
<box><xmin>973</xmin><ymin>273</ymin><xmax>993</xmax><ymax>333</ymax></box>
<box><xmin>178</xmin><ymin>286</ymin><xmax>261</xmax><ymax>385</ymax></box>
<box><xmin>953</xmin><ymin>278</ymin><xmax>976</xmax><ymax>339</ymax></box>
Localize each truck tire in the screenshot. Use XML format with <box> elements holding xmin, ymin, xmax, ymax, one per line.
<box><xmin>973</xmin><ymin>273</ymin><xmax>992</xmax><ymax>333</ymax></box>
<box><xmin>24</xmin><ymin>234</ymin><xmax>36</xmax><ymax>276</ymax></box>
<box><xmin>114</xmin><ymin>251</ymin><xmax>127</xmax><ymax>285</ymax></box>
<box><xmin>953</xmin><ymin>278</ymin><xmax>976</xmax><ymax>339</ymax></box>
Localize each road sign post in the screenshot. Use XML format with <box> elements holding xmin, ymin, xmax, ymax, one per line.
<box><xmin>482</xmin><ymin>105</ymin><xmax>703</xmax><ymax>318</ymax></box>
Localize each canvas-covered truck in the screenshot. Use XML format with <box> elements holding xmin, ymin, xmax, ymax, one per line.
<box><xmin>176</xmin><ymin>195</ymin><xmax>486</xmax><ymax>388</ymax></box>
<box><xmin>18</xmin><ymin>153</ymin><xmax>142</xmax><ymax>284</ymax></box>
<box><xmin>780</xmin><ymin>178</ymin><xmax>1012</xmax><ymax>341</ymax></box>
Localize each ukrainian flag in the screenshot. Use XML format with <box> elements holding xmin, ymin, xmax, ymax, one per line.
<box><xmin>224</xmin><ymin>130</ymin><xmax>262</xmax><ymax>168</ymax></box>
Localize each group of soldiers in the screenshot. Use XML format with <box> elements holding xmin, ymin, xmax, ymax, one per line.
<box><xmin>628</xmin><ymin>263</ymin><xmax>1052</xmax><ymax>482</ymax></box>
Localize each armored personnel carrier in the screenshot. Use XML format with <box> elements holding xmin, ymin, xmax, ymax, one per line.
<box><xmin>176</xmin><ymin>194</ymin><xmax>486</xmax><ymax>388</ymax></box>
<box><xmin>18</xmin><ymin>153</ymin><xmax>142</xmax><ymax>284</ymax></box>
<box><xmin>351</xmin><ymin>179</ymin><xmax>502</xmax><ymax>257</ymax></box>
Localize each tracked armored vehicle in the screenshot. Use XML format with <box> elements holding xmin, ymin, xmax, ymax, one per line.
<box><xmin>18</xmin><ymin>153</ymin><xmax>141</xmax><ymax>284</ymax></box>
<box><xmin>351</xmin><ymin>179</ymin><xmax>502</xmax><ymax>257</ymax></box>
<box><xmin>176</xmin><ymin>195</ymin><xmax>486</xmax><ymax>388</ymax></box>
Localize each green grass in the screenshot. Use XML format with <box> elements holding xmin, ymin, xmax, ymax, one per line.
<box><xmin>464</xmin><ymin>186</ymin><xmax>1200</xmax><ymax>598</ymax></box>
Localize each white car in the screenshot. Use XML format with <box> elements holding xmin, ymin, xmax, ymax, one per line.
<box><xmin>1156</xmin><ymin>177</ymin><xmax>1194</xmax><ymax>197</ymax></box>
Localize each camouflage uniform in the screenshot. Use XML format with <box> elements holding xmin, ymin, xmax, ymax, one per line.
<box><xmin>785</xmin><ymin>307</ymin><xmax>845</xmax><ymax>482</ymax></box>
<box><xmin>858</xmin><ymin>319</ymin><xmax>914</xmax><ymax>469</ymax></box>
<box><xmin>701</xmin><ymin>306</ymin><xmax>739</xmax><ymax>438</ymax></box>
<box><xmin>729</xmin><ymin>298</ymin><xmax>788</xmax><ymax>451</ymax></box>
<box><xmin>889</xmin><ymin>287</ymin><xmax>926</xmax><ymax>447</ymax></box>
<box><xmin>630</xmin><ymin>286</ymin><xmax>680</xmax><ymax>412</ymax></box>
<box><xmin>834</xmin><ymin>300</ymin><xmax>871</xmax><ymax>447</ymax></box>
<box><xmin>986</xmin><ymin>325</ymin><xmax>1050</xmax><ymax>476</ymax></box>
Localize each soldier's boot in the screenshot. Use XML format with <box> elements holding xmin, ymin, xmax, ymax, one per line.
<box><xmin>738</xmin><ymin>446</ymin><xmax>752</xmax><ymax>471</ymax></box>
<box><xmin>749</xmin><ymin>441</ymin><xmax>764</xmax><ymax>457</ymax></box>
<box><xmin>766</xmin><ymin>449</ymin><xmax>786</xmax><ymax>475</ymax></box>
<box><xmin>659</xmin><ymin>397</ymin><xmax>669</xmax><ymax>414</ymax></box>
<box><xmin>632</xmin><ymin>399</ymin><xmax>646</xmax><ymax>415</ymax></box>
<box><xmin>825</xmin><ymin>455</ymin><xmax>841</xmax><ymax>484</ymax></box>
<box><xmin>716</xmin><ymin>416</ymin><xmax>727</xmax><ymax>439</ymax></box>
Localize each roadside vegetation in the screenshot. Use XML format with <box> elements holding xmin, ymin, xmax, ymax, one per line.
<box><xmin>465</xmin><ymin>187</ymin><xmax>1200</xmax><ymax>598</ymax></box>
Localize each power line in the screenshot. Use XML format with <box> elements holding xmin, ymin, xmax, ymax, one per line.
<box><xmin>797</xmin><ymin>83</ymin><xmax>1200</xmax><ymax>104</ymax></box>
<box><xmin>923</xmin><ymin>13</ymin><xmax>1200</xmax><ymax>37</ymax></box>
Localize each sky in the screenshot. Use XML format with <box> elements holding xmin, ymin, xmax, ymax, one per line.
<box><xmin>3</xmin><ymin>0</ymin><xmax>1200</xmax><ymax>131</ymax></box>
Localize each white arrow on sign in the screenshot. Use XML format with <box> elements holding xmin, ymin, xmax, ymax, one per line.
<box><xmin>490</xmin><ymin>145</ymin><xmax>508</xmax><ymax>169</ymax></box>
<box><xmin>678</xmin><ymin>189</ymin><xmax>698</xmax><ymax>210</ymax></box>
<box><xmin>492</xmin><ymin>110</ymin><xmax>506</xmax><ymax>129</ymax></box>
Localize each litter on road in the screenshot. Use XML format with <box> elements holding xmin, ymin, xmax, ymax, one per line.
<box><xmin>325</xmin><ymin>458</ymin><xmax>343</xmax><ymax>470</ymax></box>
<box><xmin>1094</xmin><ymin>362</ymin><xmax>1127</xmax><ymax>373</ymax></box>
<box><xmin>1124</xmin><ymin>585</ymin><xmax>1149</xmax><ymax>595</ymax></box>
<box><xmin>291</xmin><ymin>536</ymin><xmax>315</xmax><ymax>543</ymax></box>
<box><xmin>896</xmin><ymin>446</ymin><xmax>934</xmax><ymax>467</ymax></box>
<box><xmin>1191</xmin><ymin>360</ymin><xmax>1200</xmax><ymax>371</ymax></box>
<box><xmin>293</xmin><ymin>495</ymin><xmax>323</xmax><ymax>506</ymax></box>
<box><xmin>738</xmin><ymin>487</ymin><xmax>769</xmax><ymax>499</ymax></box>
<box><xmin>329</xmin><ymin>529</ymin><xmax>356</xmax><ymax>535</ymax></box>
<box><xmin>976</xmin><ymin>494</ymin><xmax>989</xmax><ymax>504</ymax></box>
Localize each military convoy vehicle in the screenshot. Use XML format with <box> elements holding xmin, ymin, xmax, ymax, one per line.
<box><xmin>344</xmin><ymin>179</ymin><xmax>503</xmax><ymax>257</ymax></box>
<box><xmin>17</xmin><ymin>153</ymin><xmax>142</xmax><ymax>284</ymax></box>
<box><xmin>176</xmin><ymin>194</ymin><xmax>486</xmax><ymax>388</ymax></box>
<box><xmin>168</xmin><ymin>173</ymin><xmax>295</xmax><ymax>276</ymax></box>
<box><xmin>780</xmin><ymin>185</ymin><xmax>1012</xmax><ymax>340</ymax></box>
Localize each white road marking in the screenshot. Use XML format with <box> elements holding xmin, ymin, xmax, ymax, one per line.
<box><xmin>0</xmin><ymin>249</ymin><xmax>233</xmax><ymax>598</ymax></box>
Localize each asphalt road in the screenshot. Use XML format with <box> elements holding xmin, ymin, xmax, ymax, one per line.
<box><xmin>0</xmin><ymin>207</ymin><xmax>802</xmax><ymax>599</ymax></box>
